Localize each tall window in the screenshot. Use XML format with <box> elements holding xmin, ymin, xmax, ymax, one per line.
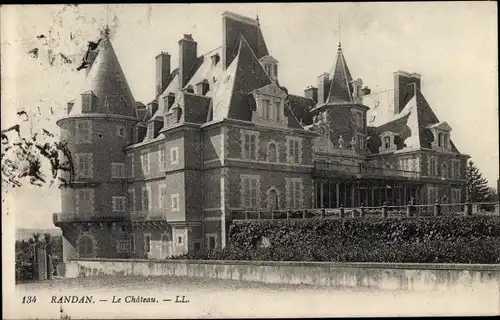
<box><xmin>75</xmin><ymin>153</ymin><xmax>93</xmax><ymax>178</ymax></box>
<box><xmin>112</xmin><ymin>196</ymin><xmax>126</xmax><ymax>212</ymax></box>
<box><xmin>147</xmin><ymin>122</ymin><xmax>154</xmax><ymax>140</ymax></box>
<box><xmin>242</xmin><ymin>131</ymin><xmax>258</xmax><ymax>160</ymax></box>
<box><xmin>141</xmin><ymin>187</ymin><xmax>149</xmax><ymax>211</ymax></box>
<box><xmin>384</xmin><ymin>136</ymin><xmax>390</xmax><ymax>149</ymax></box>
<box><xmin>111</xmin><ymin>163</ymin><xmax>126</xmax><ymax>178</ymax></box>
<box><xmin>287</xmin><ymin>138</ymin><xmax>301</xmax><ymax>164</ymax></box>
<box><xmin>170</xmin><ymin>147</ymin><xmax>179</xmax><ymax>165</ymax></box>
<box><xmin>116</xmin><ymin>125</ymin><xmax>126</xmax><ymax>138</ymax></box>
<box><xmin>130</xmin><ymin>234</ymin><xmax>136</xmax><ymax>252</ymax></box>
<box><xmin>140</xmin><ymin>151</ymin><xmax>150</xmax><ymax>175</ymax></box>
<box><xmin>441</xmin><ymin>164</ymin><xmax>448</xmax><ymax>179</ymax></box>
<box><xmin>76</xmin><ymin>120</ymin><xmax>92</xmax><ymax>143</ymax></box>
<box><xmin>127</xmin><ymin>188</ymin><xmax>135</xmax><ymax>211</ymax></box>
<box><xmin>287</xmin><ymin>178</ymin><xmax>302</xmax><ymax>209</ymax></box>
<box><xmin>262</xmin><ymin>99</ymin><xmax>270</xmax><ymax>119</ymax></box>
<box><xmin>268</xmin><ymin>189</ymin><xmax>278</xmax><ymax>210</ymax></box>
<box><xmin>158</xmin><ymin>147</ymin><xmax>166</xmax><ymax>170</ymax></box>
<box><xmin>127</xmin><ymin>154</ymin><xmax>134</xmax><ymax>178</ymax></box>
<box><xmin>241</xmin><ymin>175</ymin><xmax>259</xmax><ymax>209</ymax></box>
<box><xmin>267</xmin><ymin>142</ymin><xmax>278</xmax><ymax>162</ymax></box>
<box><xmin>453</xmin><ymin>160</ymin><xmax>461</xmax><ymax>179</ymax></box>
<box><xmin>438</xmin><ymin>133</ymin><xmax>443</xmax><ymax>147</ymax></box>
<box><xmin>144</xmin><ymin>234</ymin><xmax>151</xmax><ymax>253</ymax></box>
<box><xmin>158</xmin><ymin>184</ymin><xmax>166</xmax><ymax>209</ymax></box>
<box><xmin>76</xmin><ymin>189</ymin><xmax>93</xmax><ymax>215</ymax></box>
<box><xmin>274</xmin><ymin>101</ymin><xmax>281</xmax><ymax>121</ymax></box>
<box><xmin>171</xmin><ymin>194</ymin><xmax>180</xmax><ymax>211</ymax></box>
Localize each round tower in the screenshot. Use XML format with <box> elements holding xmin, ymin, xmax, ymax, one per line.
<box><xmin>54</xmin><ymin>28</ymin><xmax>138</xmax><ymax>260</ymax></box>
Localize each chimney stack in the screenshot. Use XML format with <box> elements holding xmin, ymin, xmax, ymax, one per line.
<box><xmin>179</xmin><ymin>34</ymin><xmax>198</xmax><ymax>88</ymax></box>
<box><xmin>304</xmin><ymin>86</ymin><xmax>318</xmax><ymax>103</ymax></box>
<box><xmin>155</xmin><ymin>52</ymin><xmax>171</xmax><ymax>96</ymax></box>
<box><xmin>393</xmin><ymin>70</ymin><xmax>421</xmax><ymax>114</ymax></box>
<box><xmin>317</xmin><ymin>73</ymin><xmax>331</xmax><ymax>104</ymax></box>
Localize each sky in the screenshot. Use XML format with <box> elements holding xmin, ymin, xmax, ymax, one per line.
<box><xmin>1</xmin><ymin>3</ymin><xmax>498</xmax><ymax>229</ymax></box>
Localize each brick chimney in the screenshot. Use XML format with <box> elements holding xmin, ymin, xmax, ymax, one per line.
<box><xmin>304</xmin><ymin>86</ymin><xmax>318</xmax><ymax>103</ymax></box>
<box><xmin>317</xmin><ymin>73</ymin><xmax>331</xmax><ymax>104</ymax></box>
<box><xmin>393</xmin><ymin>70</ymin><xmax>421</xmax><ymax>114</ymax></box>
<box><xmin>179</xmin><ymin>34</ymin><xmax>198</xmax><ymax>88</ymax></box>
<box><xmin>155</xmin><ymin>52</ymin><xmax>171</xmax><ymax>96</ymax></box>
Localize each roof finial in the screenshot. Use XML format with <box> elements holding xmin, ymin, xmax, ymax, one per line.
<box><xmin>104</xmin><ymin>4</ymin><xmax>110</xmax><ymax>36</ymax></box>
<box><xmin>256</xmin><ymin>4</ymin><xmax>260</xmax><ymax>25</ymax></box>
<box><xmin>338</xmin><ymin>12</ymin><xmax>342</xmax><ymax>49</ymax></box>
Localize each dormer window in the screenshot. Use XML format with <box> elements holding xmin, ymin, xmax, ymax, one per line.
<box><xmin>81</xmin><ymin>91</ymin><xmax>96</xmax><ymax>113</ymax></box>
<box><xmin>259</xmin><ymin>55</ymin><xmax>279</xmax><ymax>82</ymax></box>
<box><xmin>379</xmin><ymin>131</ymin><xmax>399</xmax><ymax>153</ymax></box>
<box><xmin>163</xmin><ymin>92</ymin><xmax>176</xmax><ymax>111</ymax></box>
<box><xmin>428</xmin><ymin>122</ymin><xmax>452</xmax><ymax>152</ymax></box>
<box><xmin>147</xmin><ymin>122</ymin><xmax>154</xmax><ymax>140</ymax></box>
<box><xmin>251</xmin><ymin>83</ymin><xmax>288</xmax><ymax>128</ymax></box>
<box><xmin>186</xmin><ymin>85</ymin><xmax>194</xmax><ymax>94</ymax></box>
<box><xmin>196</xmin><ymin>80</ymin><xmax>209</xmax><ymax>96</ymax></box>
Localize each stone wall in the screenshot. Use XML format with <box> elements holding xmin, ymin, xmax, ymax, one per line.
<box><xmin>65</xmin><ymin>258</ymin><xmax>500</xmax><ymax>293</ymax></box>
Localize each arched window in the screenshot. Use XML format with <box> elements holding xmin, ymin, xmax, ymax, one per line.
<box><xmin>441</xmin><ymin>164</ymin><xmax>448</xmax><ymax>178</ymax></box>
<box><xmin>267</xmin><ymin>142</ymin><xmax>278</xmax><ymax>162</ymax></box>
<box><xmin>268</xmin><ymin>189</ymin><xmax>279</xmax><ymax>210</ymax></box>
<box><xmin>78</xmin><ymin>236</ymin><xmax>94</xmax><ymax>257</ymax></box>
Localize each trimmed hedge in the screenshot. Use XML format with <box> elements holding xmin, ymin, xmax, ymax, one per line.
<box><xmin>173</xmin><ymin>216</ymin><xmax>500</xmax><ymax>263</ymax></box>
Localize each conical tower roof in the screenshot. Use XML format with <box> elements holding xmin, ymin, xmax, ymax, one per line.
<box><xmin>68</xmin><ymin>28</ymin><xmax>137</xmax><ymax>118</ymax></box>
<box><xmin>326</xmin><ymin>43</ymin><xmax>354</xmax><ymax>103</ymax></box>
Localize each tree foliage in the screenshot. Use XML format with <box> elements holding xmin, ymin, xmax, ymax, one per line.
<box><xmin>466</xmin><ymin>161</ymin><xmax>491</xmax><ymax>202</ymax></box>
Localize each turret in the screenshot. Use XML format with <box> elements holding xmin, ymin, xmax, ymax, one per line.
<box><xmin>55</xmin><ymin>27</ymin><xmax>138</xmax><ymax>260</ymax></box>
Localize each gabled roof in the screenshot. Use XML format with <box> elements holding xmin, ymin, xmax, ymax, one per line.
<box><xmin>326</xmin><ymin>44</ymin><xmax>353</xmax><ymax>103</ymax></box>
<box><xmin>69</xmin><ymin>31</ymin><xmax>137</xmax><ymax>118</ymax></box>
<box><xmin>222</xmin><ymin>11</ymin><xmax>269</xmax><ymax>68</ymax></box>
<box><xmin>213</xmin><ymin>36</ymin><xmax>271</xmax><ymax>121</ymax></box>
<box><xmin>366</xmin><ymin>85</ymin><xmax>460</xmax><ymax>153</ymax></box>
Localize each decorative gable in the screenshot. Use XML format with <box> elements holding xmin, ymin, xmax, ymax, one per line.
<box><xmin>251</xmin><ymin>83</ymin><xmax>288</xmax><ymax>128</ymax></box>
<box><xmin>378</xmin><ymin>131</ymin><xmax>399</xmax><ymax>153</ymax></box>
<box><xmin>428</xmin><ymin>121</ymin><xmax>452</xmax><ymax>152</ymax></box>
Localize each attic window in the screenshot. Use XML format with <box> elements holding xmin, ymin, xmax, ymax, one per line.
<box><xmin>147</xmin><ymin>122</ymin><xmax>154</xmax><ymax>139</ymax></box>
<box><xmin>81</xmin><ymin>92</ymin><xmax>96</xmax><ymax>112</ymax></box>
<box><xmin>196</xmin><ymin>80</ymin><xmax>209</xmax><ymax>96</ymax></box>
<box><xmin>164</xmin><ymin>93</ymin><xmax>175</xmax><ymax>110</ymax></box>
<box><xmin>379</xmin><ymin>131</ymin><xmax>399</xmax><ymax>153</ymax></box>
<box><xmin>186</xmin><ymin>85</ymin><xmax>194</xmax><ymax>94</ymax></box>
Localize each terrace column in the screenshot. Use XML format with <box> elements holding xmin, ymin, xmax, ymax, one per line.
<box><xmin>336</xmin><ymin>183</ymin><xmax>340</xmax><ymax>208</ymax></box>
<box><xmin>402</xmin><ymin>184</ymin><xmax>407</xmax><ymax>204</ymax></box>
<box><xmin>371</xmin><ymin>185</ymin><xmax>375</xmax><ymax>207</ymax></box>
<box><xmin>391</xmin><ymin>183</ymin><xmax>395</xmax><ymax>205</ymax></box>
<box><xmin>320</xmin><ymin>181</ymin><xmax>324</xmax><ymax>208</ymax></box>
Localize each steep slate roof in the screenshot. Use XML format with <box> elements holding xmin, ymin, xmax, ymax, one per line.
<box><xmin>212</xmin><ymin>36</ymin><xmax>271</xmax><ymax>121</ymax></box>
<box><xmin>326</xmin><ymin>44</ymin><xmax>353</xmax><ymax>103</ymax></box>
<box><xmin>69</xmin><ymin>30</ymin><xmax>137</xmax><ymax>118</ymax></box>
<box><xmin>288</xmin><ymin>94</ymin><xmax>315</xmax><ymax>126</ymax></box>
<box><xmin>222</xmin><ymin>11</ymin><xmax>269</xmax><ymax>68</ymax></box>
<box><xmin>366</xmin><ymin>84</ymin><xmax>460</xmax><ymax>153</ymax></box>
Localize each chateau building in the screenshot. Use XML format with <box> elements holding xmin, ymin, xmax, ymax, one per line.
<box><xmin>54</xmin><ymin>11</ymin><xmax>469</xmax><ymax>260</ymax></box>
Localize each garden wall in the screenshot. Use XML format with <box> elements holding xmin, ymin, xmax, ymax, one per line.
<box><xmin>65</xmin><ymin>258</ymin><xmax>500</xmax><ymax>293</ymax></box>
